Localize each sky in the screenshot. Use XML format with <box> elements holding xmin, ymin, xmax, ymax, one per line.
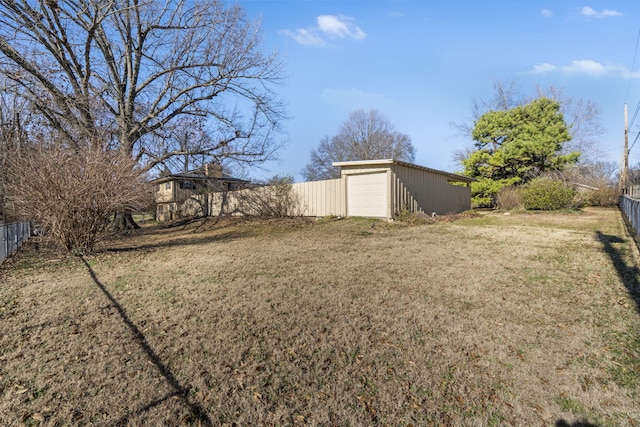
<box><xmin>235</xmin><ymin>0</ymin><xmax>640</xmax><ymax>182</ymax></box>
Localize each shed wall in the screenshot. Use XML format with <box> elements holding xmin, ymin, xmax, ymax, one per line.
<box><xmin>391</xmin><ymin>164</ymin><xmax>471</xmax><ymax>215</ymax></box>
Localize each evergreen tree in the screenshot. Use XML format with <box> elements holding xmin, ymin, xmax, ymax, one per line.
<box><xmin>463</xmin><ymin>98</ymin><xmax>579</xmax><ymax>206</ymax></box>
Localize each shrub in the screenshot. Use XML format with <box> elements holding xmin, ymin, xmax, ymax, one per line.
<box><xmin>233</xmin><ymin>175</ymin><xmax>301</xmax><ymax>217</ymax></box>
<box><xmin>496</xmin><ymin>185</ymin><xmax>524</xmax><ymax>210</ymax></box>
<box><xmin>393</xmin><ymin>209</ymin><xmax>435</xmax><ymax>225</ymax></box>
<box><xmin>522</xmin><ymin>177</ymin><xmax>576</xmax><ymax>210</ymax></box>
<box><xmin>6</xmin><ymin>142</ymin><xmax>150</xmax><ymax>253</ymax></box>
<box><xmin>583</xmin><ymin>186</ymin><xmax>620</xmax><ymax>207</ymax></box>
<box><xmin>470</xmin><ymin>177</ymin><xmax>520</xmax><ymax>208</ymax></box>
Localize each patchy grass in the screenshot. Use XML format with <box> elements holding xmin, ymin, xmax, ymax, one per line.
<box><xmin>1</xmin><ymin>208</ymin><xmax>639</xmax><ymax>426</ymax></box>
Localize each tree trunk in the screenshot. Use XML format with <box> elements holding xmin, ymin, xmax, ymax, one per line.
<box><xmin>111</xmin><ymin>209</ymin><xmax>140</xmax><ymax>231</ymax></box>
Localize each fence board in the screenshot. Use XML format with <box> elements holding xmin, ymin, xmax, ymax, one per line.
<box><xmin>1</xmin><ymin>221</ymin><xmax>31</xmax><ymax>264</ymax></box>
<box><xmin>620</xmin><ymin>195</ymin><xmax>640</xmax><ymax>236</ymax></box>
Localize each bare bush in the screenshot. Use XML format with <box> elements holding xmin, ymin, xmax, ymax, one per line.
<box><xmin>232</xmin><ymin>176</ymin><xmax>301</xmax><ymax>217</ymax></box>
<box><xmin>6</xmin><ymin>142</ymin><xmax>150</xmax><ymax>253</ymax></box>
<box><xmin>580</xmin><ymin>186</ymin><xmax>620</xmax><ymax>207</ymax></box>
<box><xmin>496</xmin><ymin>186</ymin><xmax>524</xmax><ymax>210</ymax></box>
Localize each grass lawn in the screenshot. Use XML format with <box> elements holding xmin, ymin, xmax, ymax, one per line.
<box><xmin>1</xmin><ymin>208</ymin><xmax>639</xmax><ymax>426</ymax></box>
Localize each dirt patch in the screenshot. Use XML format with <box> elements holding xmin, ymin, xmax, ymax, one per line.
<box><xmin>1</xmin><ymin>208</ymin><xmax>639</xmax><ymax>426</ymax></box>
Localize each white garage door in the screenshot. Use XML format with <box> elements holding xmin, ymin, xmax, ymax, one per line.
<box><xmin>347</xmin><ymin>173</ymin><xmax>388</xmax><ymax>217</ymax></box>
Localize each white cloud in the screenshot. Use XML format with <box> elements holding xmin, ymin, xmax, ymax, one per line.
<box><xmin>601</xmin><ymin>9</ymin><xmax>623</xmax><ymax>17</ymax></box>
<box><xmin>527</xmin><ymin>59</ymin><xmax>640</xmax><ymax>78</ymax></box>
<box><xmin>390</xmin><ymin>11</ymin><xmax>403</xmax><ymax>18</ymax></box>
<box><xmin>278</xmin><ymin>29</ymin><xmax>326</xmax><ymax>47</ymax></box>
<box><xmin>531</xmin><ymin>63</ymin><xmax>557</xmax><ymax>74</ymax></box>
<box><xmin>280</xmin><ymin>15</ymin><xmax>366</xmax><ymax>47</ymax></box>
<box><xmin>317</xmin><ymin>15</ymin><xmax>366</xmax><ymax>40</ymax></box>
<box><xmin>541</xmin><ymin>9</ymin><xmax>553</xmax><ymax>18</ymax></box>
<box><xmin>580</xmin><ymin>6</ymin><xmax>623</xmax><ymax>18</ymax></box>
<box><xmin>562</xmin><ymin>59</ymin><xmax>609</xmax><ymax>76</ymax></box>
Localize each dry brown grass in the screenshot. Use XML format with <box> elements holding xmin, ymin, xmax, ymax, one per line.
<box><xmin>1</xmin><ymin>209</ymin><xmax>639</xmax><ymax>426</ymax></box>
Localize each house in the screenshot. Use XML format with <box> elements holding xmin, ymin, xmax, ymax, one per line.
<box><xmin>152</xmin><ymin>164</ymin><xmax>249</xmax><ymax>221</ymax></box>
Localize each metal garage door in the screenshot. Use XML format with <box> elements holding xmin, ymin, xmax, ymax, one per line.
<box><xmin>347</xmin><ymin>173</ymin><xmax>388</xmax><ymax>217</ymax></box>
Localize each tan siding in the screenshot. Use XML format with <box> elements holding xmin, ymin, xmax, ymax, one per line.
<box><xmin>390</xmin><ymin>164</ymin><xmax>471</xmax><ymax>215</ymax></box>
<box><xmin>290</xmin><ymin>179</ymin><xmax>345</xmax><ymax>217</ymax></box>
<box><xmin>157</xmin><ymin>179</ymin><xmax>346</xmax><ymax>220</ymax></box>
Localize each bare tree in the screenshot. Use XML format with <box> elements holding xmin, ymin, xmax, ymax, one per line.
<box><xmin>302</xmin><ymin>109</ymin><xmax>415</xmax><ymax>181</ymax></box>
<box><xmin>535</xmin><ymin>86</ymin><xmax>603</xmax><ymax>160</ymax></box>
<box><xmin>0</xmin><ymin>0</ymin><xmax>285</xmax><ymax>227</ymax></box>
<box><xmin>0</xmin><ymin>83</ymin><xmax>32</xmax><ymax>222</ymax></box>
<box><xmin>450</xmin><ymin>79</ymin><xmax>525</xmax><ymax>139</ymax></box>
<box><xmin>0</xmin><ymin>1</ymin><xmax>284</xmax><ymax>164</ymax></box>
<box><xmin>451</xmin><ymin>80</ymin><xmax>604</xmax><ymax>163</ymax></box>
<box><xmin>0</xmin><ymin>0</ymin><xmax>285</xmax><ymax>161</ymax></box>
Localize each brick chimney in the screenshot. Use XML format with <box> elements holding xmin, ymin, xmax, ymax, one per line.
<box><xmin>204</xmin><ymin>163</ymin><xmax>223</xmax><ymax>178</ymax></box>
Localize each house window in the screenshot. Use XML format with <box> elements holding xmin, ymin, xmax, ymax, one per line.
<box><xmin>180</xmin><ymin>180</ymin><xmax>196</xmax><ymax>190</ymax></box>
<box><xmin>165</xmin><ymin>182</ymin><xmax>171</xmax><ymax>190</ymax></box>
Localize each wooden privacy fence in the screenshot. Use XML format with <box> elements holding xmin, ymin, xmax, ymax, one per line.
<box><xmin>291</xmin><ymin>179</ymin><xmax>345</xmax><ymax>217</ymax></box>
<box><xmin>1</xmin><ymin>221</ymin><xmax>31</xmax><ymax>264</ymax></box>
<box><xmin>179</xmin><ymin>179</ymin><xmax>346</xmax><ymax>218</ymax></box>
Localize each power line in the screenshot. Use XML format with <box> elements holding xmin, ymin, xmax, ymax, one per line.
<box><xmin>630</xmin><ymin>99</ymin><xmax>640</xmax><ymax>129</ymax></box>
<box><xmin>630</xmin><ymin>129</ymin><xmax>640</xmax><ymax>153</ymax></box>
<box><xmin>626</xmin><ymin>28</ymin><xmax>640</xmax><ymax>104</ymax></box>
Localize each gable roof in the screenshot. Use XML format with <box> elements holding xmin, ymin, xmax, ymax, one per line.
<box><xmin>150</xmin><ymin>170</ymin><xmax>249</xmax><ymax>185</ymax></box>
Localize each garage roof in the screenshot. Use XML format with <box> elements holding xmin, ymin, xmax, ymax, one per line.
<box><xmin>332</xmin><ymin>159</ymin><xmax>475</xmax><ymax>183</ymax></box>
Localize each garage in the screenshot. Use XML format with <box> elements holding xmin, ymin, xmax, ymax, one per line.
<box><xmin>347</xmin><ymin>172</ymin><xmax>388</xmax><ymax>217</ymax></box>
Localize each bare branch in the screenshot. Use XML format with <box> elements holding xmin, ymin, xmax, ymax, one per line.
<box><xmin>0</xmin><ymin>0</ymin><xmax>286</xmax><ymax>169</ymax></box>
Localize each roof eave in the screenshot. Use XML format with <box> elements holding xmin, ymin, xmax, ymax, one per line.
<box><xmin>332</xmin><ymin>159</ymin><xmax>475</xmax><ymax>183</ymax></box>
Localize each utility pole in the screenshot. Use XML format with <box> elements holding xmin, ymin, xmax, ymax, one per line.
<box><xmin>624</xmin><ymin>103</ymin><xmax>629</xmax><ymax>193</ymax></box>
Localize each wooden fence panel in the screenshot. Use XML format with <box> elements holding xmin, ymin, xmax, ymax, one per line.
<box><xmin>1</xmin><ymin>221</ymin><xmax>31</xmax><ymax>264</ymax></box>
<box><xmin>189</xmin><ymin>179</ymin><xmax>346</xmax><ymax>218</ymax></box>
<box><xmin>291</xmin><ymin>179</ymin><xmax>345</xmax><ymax>217</ymax></box>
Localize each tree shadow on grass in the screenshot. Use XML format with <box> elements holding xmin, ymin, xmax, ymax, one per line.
<box><xmin>80</xmin><ymin>257</ymin><xmax>212</xmax><ymax>425</ymax></box>
<box><xmin>556</xmin><ymin>420</ymin><xmax>600</xmax><ymax>427</ymax></box>
<box><xmin>97</xmin><ymin>215</ymin><xmax>308</xmax><ymax>254</ymax></box>
<box><xmin>99</xmin><ymin>228</ymin><xmax>253</xmax><ymax>254</ymax></box>
<box><xmin>595</xmin><ymin>231</ymin><xmax>640</xmax><ymax>314</ymax></box>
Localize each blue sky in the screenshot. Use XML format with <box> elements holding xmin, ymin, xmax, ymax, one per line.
<box><xmin>237</xmin><ymin>1</ymin><xmax>640</xmax><ymax>181</ymax></box>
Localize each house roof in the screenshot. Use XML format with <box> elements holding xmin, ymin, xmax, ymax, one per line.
<box><xmin>332</xmin><ymin>159</ymin><xmax>475</xmax><ymax>183</ymax></box>
<box><xmin>150</xmin><ymin>171</ymin><xmax>249</xmax><ymax>184</ymax></box>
